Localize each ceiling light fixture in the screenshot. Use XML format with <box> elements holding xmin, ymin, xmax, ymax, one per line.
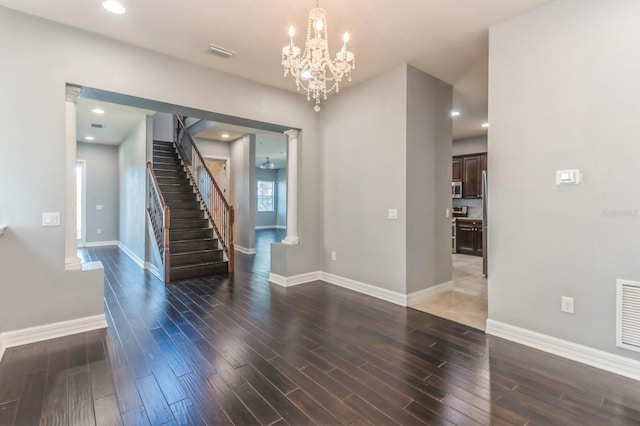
<box><xmin>282</xmin><ymin>1</ymin><xmax>355</xmax><ymax>112</ymax></box>
<box><xmin>102</xmin><ymin>1</ymin><xmax>126</xmax><ymax>15</ymax></box>
<box><xmin>482</xmin><ymin>122</ymin><xmax>490</xmax><ymax>128</ymax></box>
<box><xmin>85</xmin><ymin>136</ymin><xmax>95</xmax><ymax>141</ymax></box>
<box><xmin>92</xmin><ymin>108</ymin><xmax>105</xmax><ymax>114</ymax></box>
<box><xmin>450</xmin><ymin>111</ymin><xmax>461</xmax><ymax>117</ymax></box>
<box><xmin>221</xmin><ymin>133</ymin><xmax>230</xmax><ymax>139</ymax></box>
<box><xmin>260</xmin><ymin>157</ymin><xmax>277</xmax><ymax>170</ymax></box>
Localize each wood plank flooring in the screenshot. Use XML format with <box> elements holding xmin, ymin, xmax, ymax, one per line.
<box><xmin>1</xmin><ymin>229</ymin><xmax>640</xmax><ymax>425</ymax></box>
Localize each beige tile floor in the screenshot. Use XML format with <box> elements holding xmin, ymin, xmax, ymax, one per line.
<box><xmin>411</xmin><ymin>254</ymin><xmax>488</xmax><ymax>330</ymax></box>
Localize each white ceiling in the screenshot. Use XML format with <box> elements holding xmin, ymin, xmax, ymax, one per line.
<box><xmin>5</xmin><ymin>0</ymin><xmax>553</xmax><ymax>139</ymax></box>
<box><xmin>77</xmin><ymin>98</ymin><xmax>153</xmax><ymax>145</ymax></box>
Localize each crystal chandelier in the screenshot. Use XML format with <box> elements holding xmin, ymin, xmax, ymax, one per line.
<box><xmin>282</xmin><ymin>1</ymin><xmax>355</xmax><ymax>112</ymax></box>
<box><xmin>260</xmin><ymin>157</ymin><xmax>277</xmax><ymax>170</ymax></box>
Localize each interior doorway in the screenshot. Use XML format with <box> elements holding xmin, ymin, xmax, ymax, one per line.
<box><xmin>203</xmin><ymin>156</ymin><xmax>230</xmax><ymax>201</ymax></box>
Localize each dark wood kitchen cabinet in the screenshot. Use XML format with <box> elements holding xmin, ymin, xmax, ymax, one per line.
<box><xmin>452</xmin><ymin>157</ymin><xmax>462</xmax><ymax>181</ymax></box>
<box><xmin>452</xmin><ymin>153</ymin><xmax>487</xmax><ymax>199</ymax></box>
<box><xmin>456</xmin><ymin>218</ymin><xmax>483</xmax><ymax>256</ymax></box>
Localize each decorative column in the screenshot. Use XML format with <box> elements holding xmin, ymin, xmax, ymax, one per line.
<box><xmin>282</xmin><ymin>129</ymin><xmax>299</xmax><ymax>245</ymax></box>
<box><xmin>65</xmin><ymin>85</ymin><xmax>82</xmax><ymax>270</ymax></box>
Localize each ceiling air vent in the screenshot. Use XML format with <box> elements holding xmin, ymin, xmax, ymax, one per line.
<box><xmin>207</xmin><ymin>44</ymin><xmax>235</xmax><ymax>59</ymax></box>
<box><xmin>91</xmin><ymin>123</ymin><xmax>104</xmax><ymax>128</ymax></box>
<box><xmin>617</xmin><ymin>279</ymin><xmax>640</xmax><ymax>352</ymax></box>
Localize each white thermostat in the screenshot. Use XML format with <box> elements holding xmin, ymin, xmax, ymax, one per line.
<box><xmin>556</xmin><ymin>169</ymin><xmax>581</xmax><ymax>185</ymax></box>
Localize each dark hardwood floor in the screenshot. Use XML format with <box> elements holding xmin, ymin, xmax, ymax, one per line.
<box><xmin>1</xmin><ymin>229</ymin><xmax>639</xmax><ymax>425</ymax></box>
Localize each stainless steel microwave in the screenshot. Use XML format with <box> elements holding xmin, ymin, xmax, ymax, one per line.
<box><xmin>452</xmin><ymin>181</ymin><xmax>462</xmax><ymax>198</ymax></box>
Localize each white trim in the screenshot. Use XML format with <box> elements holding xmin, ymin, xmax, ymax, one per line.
<box><xmin>275</xmin><ymin>225</ymin><xmax>286</xmax><ymax>230</ymax></box>
<box><xmin>235</xmin><ymin>245</ymin><xmax>256</xmax><ymax>255</ymax></box>
<box><xmin>82</xmin><ymin>240</ymin><xmax>118</xmax><ymax>248</ymax></box>
<box><xmin>407</xmin><ymin>281</ymin><xmax>454</xmax><ymax>306</ymax></box>
<box><xmin>269</xmin><ymin>271</ymin><xmax>322</xmax><ymax>287</ymax></box>
<box><xmin>0</xmin><ymin>336</ymin><xmax>5</xmax><ymax>363</ymax></box>
<box><xmin>117</xmin><ymin>242</ymin><xmax>145</xmax><ymax>268</ymax></box>
<box><xmin>0</xmin><ymin>314</ymin><xmax>107</xmax><ymax>362</ymax></box>
<box><xmin>321</xmin><ymin>272</ymin><xmax>407</xmax><ymax>306</ymax></box>
<box><xmin>486</xmin><ymin>319</ymin><xmax>640</xmax><ymax>382</ymax></box>
<box><xmin>76</xmin><ymin>159</ymin><xmax>87</xmax><ymax>247</ymax></box>
<box><xmin>145</xmin><ymin>262</ymin><xmax>163</xmax><ymax>281</ymax></box>
<box><xmin>255</xmin><ymin>226</ymin><xmax>279</xmax><ymax>230</ymax></box>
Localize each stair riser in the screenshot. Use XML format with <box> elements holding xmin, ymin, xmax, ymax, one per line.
<box><xmin>154</xmin><ymin>170</ymin><xmax>187</xmax><ymax>178</ymax></box>
<box><xmin>167</xmin><ymin>202</ymin><xmax>201</xmax><ymax>211</ymax></box>
<box><xmin>171</xmin><ymin>219</ymin><xmax>209</xmax><ymax>229</ymax></box>
<box><xmin>170</xmin><ymin>262</ymin><xmax>228</xmax><ymax>280</ymax></box>
<box><xmin>170</xmin><ymin>210</ymin><xmax>204</xmax><ymax>219</ymax></box>
<box><xmin>159</xmin><ymin>185</ymin><xmax>193</xmax><ymax>194</ymax></box>
<box><xmin>170</xmin><ymin>229</ymin><xmax>213</xmax><ymax>241</ymax></box>
<box><xmin>171</xmin><ymin>239</ymin><xmax>218</xmax><ymax>252</ymax></box>
<box><xmin>171</xmin><ymin>250</ymin><xmax>224</xmax><ymax>266</ymax></box>
<box><xmin>163</xmin><ymin>192</ymin><xmax>197</xmax><ymax>203</ymax></box>
<box><xmin>156</xmin><ymin>177</ymin><xmax>191</xmax><ymax>186</ymax></box>
<box><xmin>154</xmin><ymin>159</ymin><xmax>183</xmax><ymax>167</ymax></box>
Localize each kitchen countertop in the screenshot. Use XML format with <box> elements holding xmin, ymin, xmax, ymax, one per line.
<box><xmin>454</xmin><ymin>217</ymin><xmax>482</xmax><ymax>221</ymax></box>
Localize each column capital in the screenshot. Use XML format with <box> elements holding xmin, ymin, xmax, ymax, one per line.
<box><xmin>65</xmin><ymin>85</ymin><xmax>82</xmax><ymax>104</ymax></box>
<box><xmin>284</xmin><ymin>129</ymin><xmax>299</xmax><ymax>139</ymax></box>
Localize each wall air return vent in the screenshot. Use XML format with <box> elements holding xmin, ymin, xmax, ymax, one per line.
<box><xmin>617</xmin><ymin>279</ymin><xmax>640</xmax><ymax>352</ymax></box>
<box><xmin>91</xmin><ymin>123</ymin><xmax>104</xmax><ymax>128</ymax></box>
<box><xmin>207</xmin><ymin>44</ymin><xmax>236</xmax><ymax>59</ymax></box>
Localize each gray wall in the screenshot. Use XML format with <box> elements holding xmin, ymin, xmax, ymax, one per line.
<box><xmin>152</xmin><ymin>112</ymin><xmax>173</xmax><ymax>142</ymax></box>
<box><xmin>77</xmin><ymin>142</ymin><xmax>119</xmax><ymax>244</ymax></box>
<box><xmin>321</xmin><ymin>65</ymin><xmax>409</xmax><ymax>293</ymax></box>
<box><xmin>118</xmin><ymin>117</ymin><xmax>148</xmax><ymax>261</ymax></box>
<box><xmin>453</xmin><ymin>135</ymin><xmax>487</xmax><ymax>156</ymax></box>
<box><xmin>231</xmin><ymin>135</ymin><xmax>256</xmax><ymax>250</ymax></box>
<box><xmin>195</xmin><ymin>138</ymin><xmax>231</xmax><ymax>159</ymax></box>
<box><xmin>277</xmin><ymin>168</ymin><xmax>287</xmax><ymax>228</ymax></box>
<box><xmin>255</xmin><ymin>168</ymin><xmax>278</xmax><ymax>228</ymax></box>
<box><xmin>488</xmin><ymin>0</ymin><xmax>640</xmax><ymax>360</ymax></box>
<box><xmin>0</xmin><ymin>5</ymin><xmax>321</xmax><ymax>332</ymax></box>
<box><xmin>405</xmin><ymin>66</ymin><xmax>453</xmax><ymax>294</ymax></box>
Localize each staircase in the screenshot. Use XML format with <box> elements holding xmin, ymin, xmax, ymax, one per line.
<box><xmin>152</xmin><ymin>140</ymin><xmax>228</xmax><ymax>280</ymax></box>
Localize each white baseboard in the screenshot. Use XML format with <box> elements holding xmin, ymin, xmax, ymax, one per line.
<box><xmin>407</xmin><ymin>281</ymin><xmax>454</xmax><ymax>306</ymax></box>
<box><xmin>276</xmin><ymin>225</ymin><xmax>286</xmax><ymax>230</ymax></box>
<box><xmin>269</xmin><ymin>271</ymin><xmax>322</xmax><ymax>287</ymax></box>
<box><xmin>235</xmin><ymin>245</ymin><xmax>256</xmax><ymax>255</ymax></box>
<box><xmin>0</xmin><ymin>314</ymin><xmax>107</xmax><ymax>362</ymax></box>
<box><xmin>255</xmin><ymin>226</ymin><xmax>276</xmax><ymax>230</ymax></box>
<box><xmin>486</xmin><ymin>319</ymin><xmax>640</xmax><ymax>382</ymax></box>
<box><xmin>145</xmin><ymin>262</ymin><xmax>163</xmax><ymax>281</ymax></box>
<box><xmin>117</xmin><ymin>242</ymin><xmax>145</xmax><ymax>268</ymax></box>
<box><xmin>321</xmin><ymin>272</ymin><xmax>408</xmax><ymax>306</ymax></box>
<box><xmin>83</xmin><ymin>240</ymin><xmax>118</xmax><ymax>248</ymax></box>
<box><xmin>0</xmin><ymin>336</ymin><xmax>5</xmax><ymax>363</ymax></box>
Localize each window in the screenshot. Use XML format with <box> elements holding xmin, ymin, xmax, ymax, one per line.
<box><xmin>257</xmin><ymin>180</ymin><xmax>275</xmax><ymax>212</ymax></box>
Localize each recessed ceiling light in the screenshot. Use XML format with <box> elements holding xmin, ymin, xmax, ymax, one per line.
<box><xmin>221</xmin><ymin>133</ymin><xmax>230</xmax><ymax>139</ymax></box>
<box><xmin>102</xmin><ymin>1</ymin><xmax>126</xmax><ymax>15</ymax></box>
<box><xmin>450</xmin><ymin>111</ymin><xmax>461</xmax><ymax>117</ymax></box>
<box><xmin>482</xmin><ymin>122</ymin><xmax>490</xmax><ymax>128</ymax></box>
<box><xmin>91</xmin><ymin>108</ymin><xmax>105</xmax><ymax>114</ymax></box>
<box><xmin>85</xmin><ymin>136</ymin><xmax>95</xmax><ymax>141</ymax></box>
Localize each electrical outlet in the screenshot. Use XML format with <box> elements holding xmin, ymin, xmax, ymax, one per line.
<box><xmin>97</xmin><ymin>228</ymin><xmax>102</xmax><ymax>234</ymax></box>
<box><xmin>388</xmin><ymin>209</ymin><xmax>398</xmax><ymax>220</ymax></box>
<box><xmin>331</xmin><ymin>251</ymin><xmax>336</xmax><ymax>261</ymax></box>
<box><xmin>96</xmin><ymin>204</ymin><xmax>103</xmax><ymax>210</ymax></box>
<box><xmin>561</xmin><ymin>296</ymin><xmax>574</xmax><ymax>314</ymax></box>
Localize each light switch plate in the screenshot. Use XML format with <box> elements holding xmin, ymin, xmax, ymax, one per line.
<box><xmin>42</xmin><ymin>212</ymin><xmax>61</xmax><ymax>227</ymax></box>
<box><xmin>96</xmin><ymin>204</ymin><xmax>103</xmax><ymax>210</ymax></box>
<box><xmin>556</xmin><ymin>169</ymin><xmax>581</xmax><ymax>185</ymax></box>
<box><xmin>388</xmin><ymin>209</ymin><xmax>398</xmax><ymax>220</ymax></box>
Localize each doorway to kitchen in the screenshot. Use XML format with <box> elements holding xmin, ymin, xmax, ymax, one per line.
<box><xmin>411</xmin><ymin>148</ymin><xmax>488</xmax><ymax>330</ymax></box>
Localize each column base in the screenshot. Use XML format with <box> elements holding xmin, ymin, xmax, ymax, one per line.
<box><xmin>65</xmin><ymin>256</ymin><xmax>83</xmax><ymax>271</ymax></box>
<box><xmin>281</xmin><ymin>236</ymin><xmax>299</xmax><ymax>245</ymax></box>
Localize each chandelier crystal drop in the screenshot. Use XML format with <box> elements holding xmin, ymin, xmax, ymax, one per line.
<box><xmin>282</xmin><ymin>1</ymin><xmax>355</xmax><ymax>111</ymax></box>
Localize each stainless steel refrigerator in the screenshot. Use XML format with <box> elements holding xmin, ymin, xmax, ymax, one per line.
<box><xmin>482</xmin><ymin>170</ymin><xmax>488</xmax><ymax>277</ymax></box>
